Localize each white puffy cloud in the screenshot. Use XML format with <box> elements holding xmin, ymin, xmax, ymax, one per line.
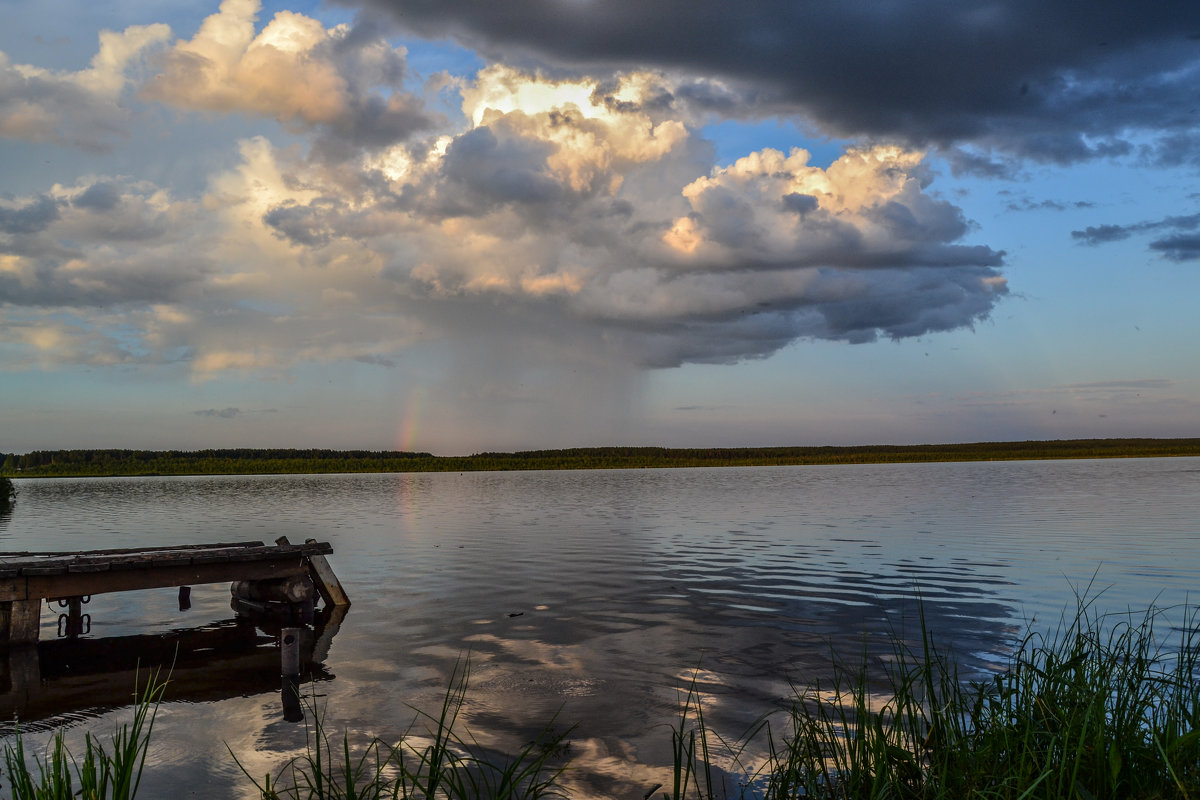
<box><xmin>143</xmin><ymin>0</ymin><xmax>348</xmax><ymax>122</ymax></box>
<box><xmin>660</xmin><ymin>146</ymin><xmax>1000</xmax><ymax>270</ymax></box>
<box><xmin>141</xmin><ymin>0</ymin><xmax>430</xmax><ymax>150</ymax></box>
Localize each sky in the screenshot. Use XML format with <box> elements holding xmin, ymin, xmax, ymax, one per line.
<box><xmin>1</xmin><ymin>0</ymin><xmax>1198</xmax><ymax>455</ymax></box>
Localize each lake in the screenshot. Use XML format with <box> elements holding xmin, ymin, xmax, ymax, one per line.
<box><xmin>1</xmin><ymin>458</ymin><xmax>1198</xmax><ymax>798</ymax></box>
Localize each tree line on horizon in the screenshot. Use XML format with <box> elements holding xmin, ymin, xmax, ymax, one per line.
<box><xmin>2</xmin><ymin>438</ymin><xmax>1199</xmax><ymax>478</ymax></box>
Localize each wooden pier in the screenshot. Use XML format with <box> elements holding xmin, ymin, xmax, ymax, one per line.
<box><xmin>0</xmin><ymin>539</ymin><xmax>349</xmax><ymax>645</ymax></box>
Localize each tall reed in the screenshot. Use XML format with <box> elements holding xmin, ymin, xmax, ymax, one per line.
<box><xmin>669</xmin><ymin>597</ymin><xmax>1200</xmax><ymax>799</ymax></box>
<box><xmin>1</xmin><ymin>671</ymin><xmax>164</xmax><ymax>800</ymax></box>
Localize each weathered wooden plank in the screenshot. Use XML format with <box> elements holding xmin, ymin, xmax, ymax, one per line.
<box><xmin>0</xmin><ymin>544</ymin><xmax>265</xmax><ymax>563</ymax></box>
<box><xmin>0</xmin><ymin>541</ymin><xmax>266</xmax><ymax>560</ymax></box>
<box><xmin>0</xmin><ymin>542</ymin><xmax>332</xmax><ymax>573</ymax></box>
<box><xmin>0</xmin><ymin>542</ymin><xmax>339</xmax><ymax>612</ymax></box>
<box><xmin>22</xmin><ymin>564</ymin><xmax>68</xmax><ymax>576</ymax></box>
<box><xmin>191</xmin><ymin>552</ymin><xmax>234</xmax><ymax>564</ymax></box>
<box><xmin>67</xmin><ymin>561</ymin><xmax>111</xmax><ymax>574</ymax></box>
<box><xmin>109</xmin><ymin>556</ymin><xmax>156</xmax><ymax>570</ymax></box>
<box><xmin>0</xmin><ymin>558</ymin><xmax>309</xmax><ymax>603</ymax></box>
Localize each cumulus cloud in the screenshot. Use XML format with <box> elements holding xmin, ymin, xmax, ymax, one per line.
<box><xmin>2</xmin><ymin>52</ymin><xmax>1006</xmax><ymax>379</ymax></box>
<box><xmin>141</xmin><ymin>0</ymin><xmax>431</xmax><ymax>153</ymax></box>
<box><xmin>255</xmin><ymin>67</ymin><xmax>1006</xmax><ymax>367</ymax></box>
<box><xmin>346</xmin><ymin>0</ymin><xmax>1200</xmax><ymax>163</ymax></box>
<box><xmin>0</xmin><ymin>23</ymin><xmax>170</xmax><ymax>148</ymax></box>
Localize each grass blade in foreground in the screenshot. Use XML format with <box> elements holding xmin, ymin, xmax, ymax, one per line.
<box><xmin>1</xmin><ymin>670</ymin><xmax>166</xmax><ymax>800</ymax></box>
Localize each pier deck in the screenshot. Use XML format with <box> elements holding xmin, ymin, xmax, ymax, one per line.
<box><xmin>0</xmin><ymin>540</ymin><xmax>348</xmax><ymax>645</ymax></box>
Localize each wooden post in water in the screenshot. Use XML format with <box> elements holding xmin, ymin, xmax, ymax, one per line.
<box><xmin>280</xmin><ymin>627</ymin><xmax>302</xmax><ymax>677</ymax></box>
<box><xmin>280</xmin><ymin>626</ymin><xmax>304</xmax><ymax>722</ymax></box>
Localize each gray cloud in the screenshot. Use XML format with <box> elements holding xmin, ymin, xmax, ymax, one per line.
<box><xmin>1072</xmin><ymin>211</ymin><xmax>1200</xmax><ymax>257</ymax></box>
<box><xmin>194</xmin><ymin>407</ymin><xmax>241</xmax><ymax>418</ymax></box>
<box><xmin>781</xmin><ymin>193</ymin><xmax>818</xmax><ymax>215</ymax></box>
<box><xmin>1072</xmin><ymin>224</ymin><xmax>1133</xmax><ymax>245</ymax></box>
<box><xmin>0</xmin><ymin>180</ymin><xmax>210</xmax><ymax>308</ymax></box>
<box><xmin>1149</xmin><ymin>234</ymin><xmax>1200</xmax><ymax>262</ymax></box>
<box><xmin>0</xmin><ymin>195</ymin><xmax>60</xmax><ymax>234</ymax></box>
<box><xmin>0</xmin><ymin>254</ymin><xmax>210</xmax><ymax>308</ymax></box>
<box><xmin>73</xmin><ymin>181</ymin><xmax>122</xmax><ymax>211</ymax></box>
<box><xmin>1059</xmin><ymin>379</ymin><xmax>1172</xmax><ymax>390</ymax></box>
<box><xmin>342</xmin><ymin>0</ymin><xmax>1200</xmax><ymax>162</ymax></box>
<box><xmin>437</xmin><ymin>126</ymin><xmax>566</xmax><ymax>212</ymax></box>
<box><xmin>1006</xmin><ymin>198</ymin><xmax>1096</xmax><ymax>213</ymax></box>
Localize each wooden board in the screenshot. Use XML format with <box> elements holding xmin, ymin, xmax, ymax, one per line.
<box><xmin>0</xmin><ymin>542</ymin><xmax>335</xmax><ymax>602</ymax></box>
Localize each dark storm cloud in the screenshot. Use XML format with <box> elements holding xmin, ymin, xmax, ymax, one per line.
<box><xmin>344</xmin><ymin>0</ymin><xmax>1200</xmax><ymax>160</ymax></box>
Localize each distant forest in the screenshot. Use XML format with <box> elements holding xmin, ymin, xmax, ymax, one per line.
<box><xmin>3</xmin><ymin>439</ymin><xmax>1199</xmax><ymax>478</ymax></box>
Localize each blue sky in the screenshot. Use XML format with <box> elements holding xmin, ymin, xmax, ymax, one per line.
<box><xmin>1</xmin><ymin>0</ymin><xmax>1197</xmax><ymax>454</ymax></box>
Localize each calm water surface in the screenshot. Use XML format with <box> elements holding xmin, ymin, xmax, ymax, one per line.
<box><xmin>1</xmin><ymin>459</ymin><xmax>1198</xmax><ymax>798</ymax></box>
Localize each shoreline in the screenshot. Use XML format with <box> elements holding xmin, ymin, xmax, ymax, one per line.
<box><xmin>4</xmin><ymin>437</ymin><xmax>1200</xmax><ymax>479</ymax></box>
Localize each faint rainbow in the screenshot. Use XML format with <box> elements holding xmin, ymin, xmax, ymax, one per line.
<box><xmin>397</xmin><ymin>387</ymin><xmax>424</xmax><ymax>454</ymax></box>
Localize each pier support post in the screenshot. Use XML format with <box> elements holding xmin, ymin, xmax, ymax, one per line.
<box><xmin>303</xmin><ymin>538</ymin><xmax>351</xmax><ymax>607</ymax></box>
<box><xmin>0</xmin><ymin>600</ymin><xmax>41</xmax><ymax>645</ymax></box>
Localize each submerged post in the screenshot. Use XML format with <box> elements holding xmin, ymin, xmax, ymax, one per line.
<box><xmin>280</xmin><ymin>626</ymin><xmax>304</xmax><ymax>722</ymax></box>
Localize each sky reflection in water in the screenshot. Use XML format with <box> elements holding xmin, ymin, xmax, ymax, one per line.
<box><xmin>1</xmin><ymin>459</ymin><xmax>1198</xmax><ymax>798</ymax></box>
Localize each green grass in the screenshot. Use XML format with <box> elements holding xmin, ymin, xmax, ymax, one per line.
<box><xmin>3</xmin><ymin>600</ymin><xmax>1198</xmax><ymax>799</ymax></box>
